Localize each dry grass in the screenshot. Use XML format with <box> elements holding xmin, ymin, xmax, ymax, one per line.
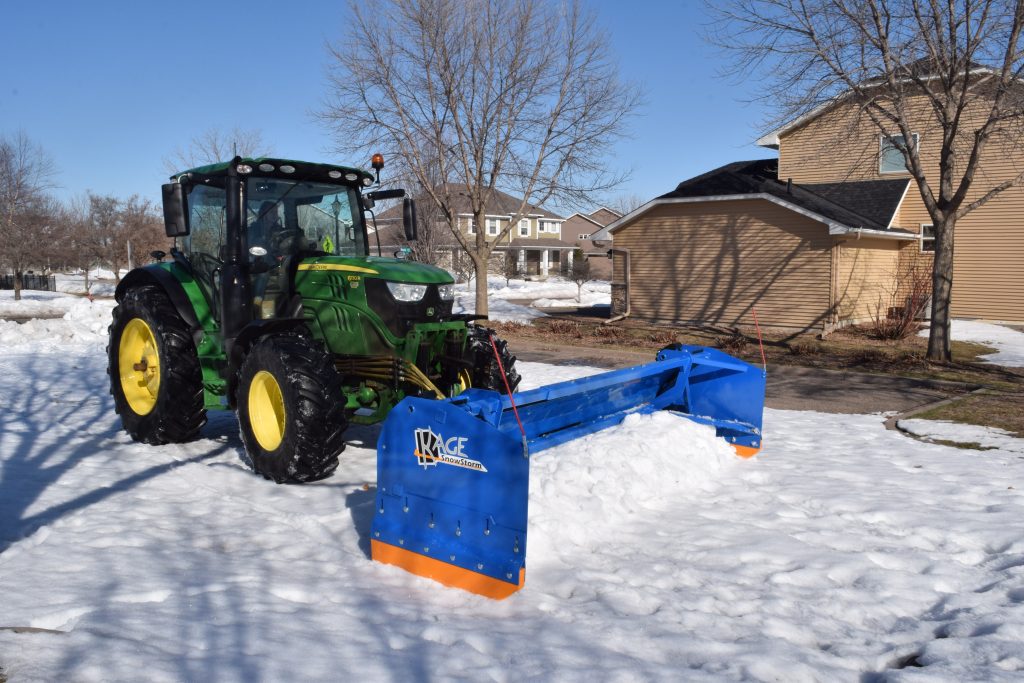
<box><xmin>913</xmin><ymin>391</ymin><xmax>1024</xmax><ymax>437</ymax></box>
<box><xmin>502</xmin><ymin>316</ymin><xmax>1022</xmax><ymax>390</ymax></box>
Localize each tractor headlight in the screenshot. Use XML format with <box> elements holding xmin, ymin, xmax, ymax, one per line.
<box><xmin>438</xmin><ymin>284</ymin><xmax>455</xmax><ymax>301</ymax></box>
<box><xmin>386</xmin><ymin>282</ymin><xmax>428</xmax><ymax>302</ymax></box>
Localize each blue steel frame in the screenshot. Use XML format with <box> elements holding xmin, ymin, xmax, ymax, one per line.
<box><xmin>372</xmin><ymin>345</ymin><xmax>766</xmax><ymax>596</ymax></box>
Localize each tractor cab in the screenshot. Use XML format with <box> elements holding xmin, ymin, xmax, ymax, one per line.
<box><xmin>162</xmin><ymin>156</ymin><xmax>419</xmax><ymax>330</ymax></box>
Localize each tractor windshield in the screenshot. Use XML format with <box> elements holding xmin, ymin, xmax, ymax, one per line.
<box><xmin>246</xmin><ymin>178</ymin><xmax>366</xmax><ymax>257</ymax></box>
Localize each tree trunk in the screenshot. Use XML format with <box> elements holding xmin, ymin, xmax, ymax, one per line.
<box><xmin>473</xmin><ymin>253</ymin><xmax>489</xmax><ymax>317</ymax></box>
<box><xmin>926</xmin><ymin>216</ymin><xmax>956</xmax><ymax>363</ymax></box>
<box><xmin>13</xmin><ymin>268</ymin><xmax>22</xmax><ymax>302</ymax></box>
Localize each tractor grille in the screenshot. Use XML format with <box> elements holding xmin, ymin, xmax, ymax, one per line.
<box><xmin>365</xmin><ymin>279</ymin><xmax>454</xmax><ymax>337</ymax></box>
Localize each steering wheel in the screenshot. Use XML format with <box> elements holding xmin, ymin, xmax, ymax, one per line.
<box><xmin>270</xmin><ymin>228</ymin><xmax>306</xmax><ymax>255</ymax></box>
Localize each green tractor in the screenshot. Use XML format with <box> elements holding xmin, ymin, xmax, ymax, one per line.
<box><xmin>108</xmin><ymin>156</ymin><xmax>519</xmax><ymax>483</ymax></box>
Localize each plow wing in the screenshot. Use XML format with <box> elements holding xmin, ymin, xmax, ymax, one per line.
<box><xmin>372</xmin><ymin>344</ymin><xmax>766</xmax><ymax>599</ymax></box>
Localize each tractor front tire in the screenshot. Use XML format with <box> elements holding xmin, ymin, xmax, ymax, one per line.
<box><xmin>465</xmin><ymin>325</ymin><xmax>521</xmax><ymax>394</ymax></box>
<box><xmin>237</xmin><ymin>335</ymin><xmax>347</xmax><ymax>483</ymax></box>
<box><xmin>108</xmin><ymin>285</ymin><xmax>206</xmax><ymax>444</ymax></box>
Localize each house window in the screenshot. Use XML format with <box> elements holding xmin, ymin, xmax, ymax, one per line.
<box><xmin>880</xmin><ymin>133</ymin><xmax>918</xmax><ymax>174</ymax></box>
<box><xmin>518</xmin><ymin>219</ymin><xmax>530</xmax><ymax>237</ymax></box>
<box><xmin>487</xmin><ymin>218</ymin><xmax>500</xmax><ymax>236</ymax></box>
<box><xmin>539</xmin><ymin>219</ymin><xmax>559</xmax><ymax>234</ymax></box>
<box><xmin>920</xmin><ymin>224</ymin><xmax>935</xmax><ymax>253</ymax></box>
<box><xmin>466</xmin><ymin>217</ymin><xmax>475</xmax><ymax>235</ymax></box>
<box><xmin>578</xmin><ymin>233</ymin><xmax>591</xmax><ymax>240</ymax></box>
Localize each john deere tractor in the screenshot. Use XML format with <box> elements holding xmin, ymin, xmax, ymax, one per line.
<box><xmin>108</xmin><ymin>156</ymin><xmax>519</xmax><ymax>483</ymax></box>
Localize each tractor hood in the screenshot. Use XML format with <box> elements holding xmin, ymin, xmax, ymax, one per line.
<box><xmin>296</xmin><ymin>256</ymin><xmax>454</xmax><ymax>284</ymax></box>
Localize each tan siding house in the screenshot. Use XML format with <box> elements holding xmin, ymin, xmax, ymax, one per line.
<box><xmin>615</xmin><ymin>201</ymin><xmax>833</xmax><ymax>328</ymax></box>
<box><xmin>599</xmin><ymin>159</ymin><xmax>917</xmax><ymax>332</ymax></box>
<box><xmin>763</xmin><ymin>93</ymin><xmax>1024</xmax><ymax>322</ymax></box>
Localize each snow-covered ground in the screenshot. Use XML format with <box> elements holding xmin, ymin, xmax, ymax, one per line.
<box><xmin>920</xmin><ymin>319</ymin><xmax>1024</xmax><ymax>367</ymax></box>
<box><xmin>1</xmin><ymin>303</ymin><xmax>1024</xmax><ymax>681</ymax></box>
<box><xmin>899</xmin><ymin>419</ymin><xmax>1024</xmax><ymax>454</ymax></box>
<box><xmin>453</xmin><ymin>276</ymin><xmax>611</xmax><ymax>322</ymax></box>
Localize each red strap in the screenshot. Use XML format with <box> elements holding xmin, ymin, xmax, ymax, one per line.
<box><xmin>488</xmin><ymin>333</ymin><xmax>527</xmax><ymax>443</ymax></box>
<box><xmin>752</xmin><ymin>307</ymin><xmax>767</xmax><ymax>371</ymax></box>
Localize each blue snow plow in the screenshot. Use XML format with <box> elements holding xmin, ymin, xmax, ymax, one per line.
<box><xmin>371</xmin><ymin>344</ymin><xmax>766</xmax><ymax>599</ymax></box>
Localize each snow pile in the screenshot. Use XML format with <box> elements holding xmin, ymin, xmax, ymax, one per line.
<box><xmin>899</xmin><ymin>418</ymin><xmax>1024</xmax><ymax>453</ymax></box>
<box><xmin>452</xmin><ymin>289</ymin><xmax>545</xmax><ymax>323</ymax></box>
<box><xmin>920</xmin><ymin>320</ymin><xmax>1024</xmax><ymax>367</ymax></box>
<box><xmin>451</xmin><ymin>276</ymin><xmax>611</xmax><ymax>321</ymax></box>
<box><xmin>0</xmin><ymin>290</ymin><xmax>85</xmax><ymax>318</ymax></box>
<box><xmin>0</xmin><ymin>297</ymin><xmax>114</xmax><ymax>349</ymax></box>
<box><xmin>54</xmin><ymin>274</ymin><xmax>117</xmax><ymax>297</ymax></box>
<box><xmin>484</xmin><ymin>276</ymin><xmax>610</xmax><ymax>302</ymax></box>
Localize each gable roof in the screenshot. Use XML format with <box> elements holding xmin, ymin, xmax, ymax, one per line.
<box><xmin>594</xmin><ymin>158</ymin><xmax>915</xmax><ymax>240</ymax></box>
<box><xmin>756</xmin><ymin>59</ymin><xmax>1001</xmax><ymax>148</ymax></box>
<box><xmin>376</xmin><ymin>183</ymin><xmax>563</xmax><ymax>221</ymax></box>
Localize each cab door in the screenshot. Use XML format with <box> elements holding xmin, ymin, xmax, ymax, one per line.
<box><xmin>184</xmin><ymin>182</ymin><xmax>227</xmax><ymax>321</ymax></box>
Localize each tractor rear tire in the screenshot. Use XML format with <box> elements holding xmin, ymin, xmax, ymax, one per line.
<box><xmin>465</xmin><ymin>325</ymin><xmax>521</xmax><ymax>394</ymax></box>
<box><xmin>108</xmin><ymin>285</ymin><xmax>206</xmax><ymax>444</ymax></box>
<box><xmin>237</xmin><ymin>334</ymin><xmax>347</xmax><ymax>483</ymax></box>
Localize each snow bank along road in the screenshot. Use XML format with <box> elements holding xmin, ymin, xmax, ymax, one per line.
<box><xmin>1</xmin><ymin>302</ymin><xmax>1023</xmax><ymax>681</ymax></box>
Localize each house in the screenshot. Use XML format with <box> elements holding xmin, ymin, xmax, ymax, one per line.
<box><xmin>375</xmin><ymin>184</ymin><xmax>574</xmax><ymax>278</ymax></box>
<box><xmin>560</xmin><ymin>207</ymin><xmax>621</xmax><ymax>279</ymax></box>
<box><xmin>594</xmin><ymin>160</ymin><xmax>916</xmax><ymax>331</ymax></box>
<box><xmin>598</xmin><ymin>84</ymin><xmax>1024</xmax><ymax>331</ymax></box>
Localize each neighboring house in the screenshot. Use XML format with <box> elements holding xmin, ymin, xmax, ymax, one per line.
<box><xmin>376</xmin><ymin>184</ymin><xmax>573</xmax><ymax>278</ymax></box>
<box><xmin>598</xmin><ymin>84</ymin><xmax>1024</xmax><ymax>331</ymax></box>
<box><xmin>595</xmin><ymin>160</ymin><xmax>916</xmax><ymax>331</ymax></box>
<box><xmin>561</xmin><ymin>207</ymin><xmax>621</xmax><ymax>279</ymax></box>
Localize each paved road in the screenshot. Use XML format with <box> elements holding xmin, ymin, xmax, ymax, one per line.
<box><xmin>511</xmin><ymin>340</ymin><xmax>964</xmax><ymax>415</ymax></box>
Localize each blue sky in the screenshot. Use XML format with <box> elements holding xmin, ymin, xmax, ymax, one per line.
<box><xmin>0</xmin><ymin>0</ymin><xmax>775</xmax><ymax>211</ymax></box>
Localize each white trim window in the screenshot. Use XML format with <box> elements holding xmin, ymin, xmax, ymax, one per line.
<box><xmin>578</xmin><ymin>233</ymin><xmax>591</xmax><ymax>240</ymax></box>
<box><xmin>465</xmin><ymin>217</ymin><xmax>475</xmax><ymax>235</ymax></box>
<box><xmin>880</xmin><ymin>133</ymin><xmax>918</xmax><ymax>174</ymax></box>
<box><xmin>920</xmin><ymin>223</ymin><xmax>935</xmax><ymax>253</ymax></box>
<box><xmin>539</xmin><ymin>219</ymin><xmax>559</xmax><ymax>235</ymax></box>
<box><xmin>487</xmin><ymin>217</ymin><xmax>500</xmax><ymax>236</ymax></box>
<box><xmin>518</xmin><ymin>218</ymin><xmax>530</xmax><ymax>237</ymax></box>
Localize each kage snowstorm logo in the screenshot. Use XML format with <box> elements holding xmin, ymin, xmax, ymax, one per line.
<box><xmin>413</xmin><ymin>428</ymin><xmax>488</xmax><ymax>472</ymax></box>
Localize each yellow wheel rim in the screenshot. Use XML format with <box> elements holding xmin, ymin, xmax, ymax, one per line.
<box><xmin>249</xmin><ymin>370</ymin><xmax>286</xmax><ymax>451</ymax></box>
<box><xmin>456</xmin><ymin>368</ymin><xmax>472</xmax><ymax>393</ymax></box>
<box><xmin>119</xmin><ymin>318</ymin><xmax>161</xmax><ymax>416</ymax></box>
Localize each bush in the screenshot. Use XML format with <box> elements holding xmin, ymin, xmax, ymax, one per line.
<box><xmin>714</xmin><ymin>330</ymin><xmax>749</xmax><ymax>353</ymax></box>
<box><xmin>592</xmin><ymin>325</ymin><xmax>624</xmax><ymax>342</ymax></box>
<box><xmin>647</xmin><ymin>330</ymin><xmax>678</xmax><ymax>345</ymax></box>
<box><xmin>867</xmin><ymin>263</ymin><xmax>931</xmax><ymax>340</ymax></box>
<box><xmin>546</xmin><ymin>320</ymin><xmax>583</xmax><ymax>337</ymax></box>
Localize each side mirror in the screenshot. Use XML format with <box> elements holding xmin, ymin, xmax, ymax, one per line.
<box><xmin>403</xmin><ymin>197</ymin><xmax>418</xmax><ymax>241</ymax></box>
<box><xmin>162</xmin><ymin>183</ymin><xmax>190</xmax><ymax>237</ymax></box>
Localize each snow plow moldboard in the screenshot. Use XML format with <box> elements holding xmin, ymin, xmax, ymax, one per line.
<box><xmin>372</xmin><ymin>344</ymin><xmax>766</xmax><ymax>599</ymax></box>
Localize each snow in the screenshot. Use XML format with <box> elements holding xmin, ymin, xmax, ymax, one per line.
<box><xmin>0</xmin><ymin>297</ymin><xmax>114</xmax><ymax>350</ymax></box>
<box><xmin>53</xmin><ymin>274</ymin><xmax>117</xmax><ymax>297</ymax></box>
<box><xmin>920</xmin><ymin>319</ymin><xmax>1024</xmax><ymax>367</ymax></box>
<box><xmin>899</xmin><ymin>419</ymin><xmax>1024</xmax><ymax>453</ymax></box>
<box><xmin>452</xmin><ymin>276</ymin><xmax>611</xmax><ymax>322</ymax></box>
<box><xmin>2</xmin><ymin>301</ymin><xmax>1024</xmax><ymax>681</ymax></box>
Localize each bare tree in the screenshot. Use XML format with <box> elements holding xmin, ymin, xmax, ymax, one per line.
<box><xmin>568</xmin><ymin>248</ymin><xmax>591</xmax><ymax>302</ymax></box>
<box><xmin>165</xmin><ymin>126</ymin><xmax>272</xmax><ymax>173</ymax></box>
<box><xmin>607</xmin><ymin>193</ymin><xmax>647</xmax><ymax>216</ymax></box>
<box><xmin>79</xmin><ymin>194</ymin><xmax>166</xmax><ymax>283</ymax></box>
<box><xmin>0</xmin><ymin>132</ymin><xmax>57</xmax><ymax>300</ymax></box>
<box><xmin>711</xmin><ymin>0</ymin><xmax>1024</xmax><ymax>362</ymax></box>
<box><xmin>319</xmin><ymin>0</ymin><xmax>641</xmax><ymax>317</ymax></box>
